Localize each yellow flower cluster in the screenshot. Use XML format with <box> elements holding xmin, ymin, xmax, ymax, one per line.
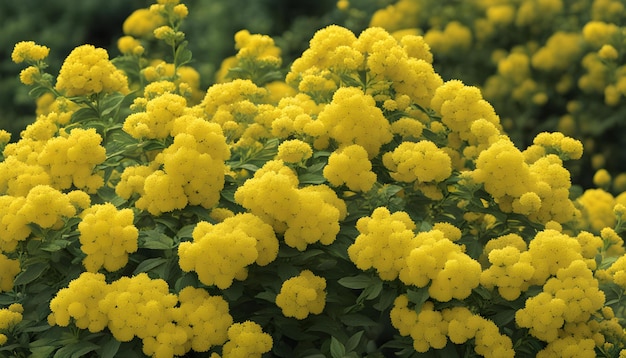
<box><xmin>314</xmin><ymin>87</ymin><xmax>392</xmax><ymax>158</ymax></box>
<box><xmin>123</xmin><ymin>8</ymin><xmax>166</xmax><ymax>38</ymax></box>
<box><xmin>0</xmin><ymin>254</ymin><xmax>20</xmax><ymax>292</ymax></box>
<box><xmin>119</xmin><ymin>114</ymin><xmax>230</xmax><ymax>215</ymax></box>
<box><xmin>234</xmin><ymin>160</ymin><xmax>346</xmax><ymax>251</ymax></box>
<box><xmin>399</xmin><ymin>229</ymin><xmax>482</xmax><ymax>302</ymax></box>
<box><xmin>234</xmin><ymin>29</ymin><xmax>282</xmax><ymax>67</ymax></box>
<box><xmin>49</xmin><ymin>272</ymin><xmax>233</xmax><ymax>357</ymax></box>
<box><xmin>55</xmin><ymin>44</ymin><xmax>129</xmax><ymax>97</ymax></box>
<box><xmin>444</xmin><ymin>306</ymin><xmax>514</xmax><ymax>357</ymax></box>
<box><xmin>348</xmin><ymin>207</ymin><xmax>417</xmax><ymax>280</ymax></box>
<box><xmin>390</xmin><ymin>297</ymin><xmax>447</xmax><ymax>352</ymax></box>
<box><xmin>430</xmin><ymin>80</ymin><xmax>502</xmax><ymax>161</ymax></box>
<box><xmin>275</xmin><ymin>270</ymin><xmax>326</xmax><ymax>319</ymax></box>
<box><xmin>37</xmin><ymin>128</ymin><xmax>106</xmax><ymax>193</ymax></box>
<box><xmin>382</xmin><ymin>140</ymin><xmax>452</xmax><ymax>183</ymax></box>
<box><xmin>480</xmin><ymin>245</ymin><xmax>535</xmax><ymax>300</ymax></box>
<box><xmin>323</xmin><ymin>144</ymin><xmax>377</xmax><ymax>192</ymax></box>
<box><xmin>390</xmin><ymin>295</ymin><xmax>515</xmax><ymax>356</ymax></box>
<box><xmin>178</xmin><ymin>213</ymin><xmax>279</xmax><ymax>289</ymax></box>
<box><xmin>576</xmin><ymin>188</ymin><xmax>617</xmax><ymax>233</ymax></box>
<box><xmin>287</xmin><ymin>25</ymin><xmax>442</xmax><ymax>108</ymax></box>
<box><xmin>516</xmin><ymin>260</ymin><xmax>605</xmax><ymax>343</ymax></box>
<box><xmin>423</xmin><ymin>21</ymin><xmax>473</xmax><ymax>56</ymax></box>
<box><xmin>78</xmin><ymin>203</ymin><xmax>138</xmax><ymax>272</ymax></box>
<box><xmin>221</xmin><ymin>321</ymin><xmax>273</xmax><ymax>357</ymax></box>
<box><xmin>276</xmin><ymin>139</ymin><xmax>312</xmax><ymax>164</ymax></box>
<box><xmin>11</xmin><ymin>41</ymin><xmax>50</xmax><ymax>64</ymax></box>
<box><xmin>473</xmin><ymin>137</ymin><xmax>578</xmax><ymax>224</ymax></box>
<box><xmin>531</xmin><ymin>32</ymin><xmax>583</xmax><ymax>72</ymax></box>
<box><xmin>123</xmin><ymin>93</ymin><xmax>188</xmax><ymax>139</ymax></box>
<box><xmin>0</xmin><ymin>304</ymin><xmax>23</xmax><ymax>346</ymax></box>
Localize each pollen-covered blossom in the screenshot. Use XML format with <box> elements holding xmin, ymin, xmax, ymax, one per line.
<box><xmin>525</xmin><ymin>229</ymin><xmax>587</xmax><ymax>286</ymax></box>
<box><xmin>123</xmin><ymin>92</ymin><xmax>188</xmax><ymax>139</ymax></box>
<box><xmin>48</xmin><ymin>272</ymin><xmax>110</xmax><ymax>332</ymax></box>
<box><xmin>531</xmin><ymin>131</ymin><xmax>584</xmax><ymax>161</ymax></box>
<box><xmin>37</xmin><ymin>128</ymin><xmax>106</xmax><ymax>193</ymax></box>
<box><xmin>276</xmin><ymin>139</ymin><xmax>313</xmax><ymax>163</ymax></box>
<box><xmin>516</xmin><ymin>260</ymin><xmax>605</xmax><ymax>343</ymax></box>
<box><xmin>11</xmin><ymin>41</ymin><xmax>50</xmax><ymax>63</ymax></box>
<box><xmin>171</xmin><ymin>286</ymin><xmax>233</xmax><ymax>352</ymax></box>
<box><xmin>0</xmin><ymin>196</ymin><xmax>29</xmax><ymax>253</ymax></box>
<box><xmin>480</xmin><ymin>246</ymin><xmax>535</xmax><ymax>300</ymax></box>
<box><xmin>399</xmin><ymin>229</ymin><xmax>482</xmax><ymax>302</ymax></box>
<box><xmin>323</xmin><ymin>144</ymin><xmax>377</xmax><ymax>192</ymax></box>
<box><xmin>55</xmin><ymin>44</ymin><xmax>129</xmax><ymax>97</ymax></box>
<box><xmin>0</xmin><ymin>303</ymin><xmax>23</xmax><ymax>346</ymax></box>
<box><xmin>315</xmin><ymin>87</ymin><xmax>392</xmax><ymax>158</ymax></box>
<box><xmin>234</xmin><ymin>29</ymin><xmax>282</xmax><ymax>67</ymax></box>
<box><xmin>234</xmin><ymin>160</ymin><xmax>346</xmax><ymax>251</ymax></box>
<box><xmin>430</xmin><ymin>79</ymin><xmax>501</xmax><ymax>156</ymax></box>
<box><xmin>78</xmin><ymin>203</ymin><xmax>139</xmax><ymax>272</ymax></box>
<box><xmin>473</xmin><ymin>137</ymin><xmax>578</xmax><ymax>224</ymax></box>
<box><xmin>18</xmin><ymin>185</ymin><xmax>77</xmax><ymax>229</ymax></box>
<box><xmin>576</xmin><ymin>188</ymin><xmax>616</xmax><ymax>233</ymax></box>
<box><xmin>221</xmin><ymin>321</ymin><xmax>273</xmax><ymax>357</ymax></box>
<box><xmin>423</xmin><ymin>21</ymin><xmax>472</xmax><ymax>55</ymax></box>
<box><xmin>390</xmin><ymin>296</ymin><xmax>448</xmax><ymax>352</ymax></box>
<box><xmin>444</xmin><ymin>306</ymin><xmax>515</xmax><ymax>357</ymax></box>
<box><xmin>531</xmin><ymin>32</ymin><xmax>583</xmax><ymax>72</ymax></box>
<box><xmin>348</xmin><ymin>207</ymin><xmax>417</xmax><ymax>280</ymax></box>
<box><xmin>382</xmin><ymin>140</ymin><xmax>452</xmax><ymax>183</ymax></box>
<box><xmin>275</xmin><ymin>270</ymin><xmax>326</xmax><ymax>319</ymax></box>
<box><xmin>123</xmin><ymin>8</ymin><xmax>166</xmax><ymax>37</ymax></box>
<box><xmin>178</xmin><ymin>213</ymin><xmax>279</xmax><ymax>289</ymax></box>
<box><xmin>355</xmin><ymin>27</ymin><xmax>443</xmax><ymax>106</ymax></box>
<box><xmin>0</xmin><ymin>254</ymin><xmax>20</xmax><ymax>292</ymax></box>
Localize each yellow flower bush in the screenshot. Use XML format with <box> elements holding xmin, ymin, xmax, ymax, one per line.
<box><xmin>3</xmin><ymin>0</ymin><xmax>626</xmax><ymax>357</ymax></box>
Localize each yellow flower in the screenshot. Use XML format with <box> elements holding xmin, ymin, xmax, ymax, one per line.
<box><xmin>275</xmin><ymin>270</ymin><xmax>326</xmax><ymax>319</ymax></box>
<box><xmin>276</xmin><ymin>139</ymin><xmax>313</xmax><ymax>163</ymax></box>
<box><xmin>55</xmin><ymin>44</ymin><xmax>130</xmax><ymax>97</ymax></box>
<box><xmin>324</xmin><ymin>144</ymin><xmax>377</xmax><ymax>192</ymax></box>
<box><xmin>383</xmin><ymin>140</ymin><xmax>452</xmax><ymax>183</ymax></box>
<box><xmin>19</xmin><ymin>66</ymin><xmax>39</xmax><ymax>85</ymax></box>
<box><xmin>79</xmin><ymin>203</ymin><xmax>138</xmax><ymax>272</ymax></box>
<box><xmin>0</xmin><ymin>254</ymin><xmax>21</xmax><ymax>292</ymax></box>
<box><xmin>222</xmin><ymin>321</ymin><xmax>273</xmax><ymax>357</ymax></box>
<box><xmin>11</xmin><ymin>41</ymin><xmax>50</xmax><ymax>63</ymax></box>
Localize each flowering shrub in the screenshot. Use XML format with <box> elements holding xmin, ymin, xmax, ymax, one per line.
<box><xmin>2</xmin><ymin>0</ymin><xmax>626</xmax><ymax>357</ymax></box>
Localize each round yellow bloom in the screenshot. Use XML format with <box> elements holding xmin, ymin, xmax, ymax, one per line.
<box><xmin>275</xmin><ymin>270</ymin><xmax>326</xmax><ymax>319</ymax></box>
<box><xmin>79</xmin><ymin>203</ymin><xmax>139</xmax><ymax>272</ymax></box>
<box><xmin>276</xmin><ymin>139</ymin><xmax>313</xmax><ymax>163</ymax></box>
<box><xmin>0</xmin><ymin>254</ymin><xmax>21</xmax><ymax>292</ymax></box>
<box><xmin>55</xmin><ymin>44</ymin><xmax>130</xmax><ymax>97</ymax></box>
<box><xmin>324</xmin><ymin>144</ymin><xmax>377</xmax><ymax>192</ymax></box>
<box><xmin>222</xmin><ymin>321</ymin><xmax>273</xmax><ymax>357</ymax></box>
<box><xmin>383</xmin><ymin>140</ymin><xmax>452</xmax><ymax>183</ymax></box>
<box><xmin>11</xmin><ymin>41</ymin><xmax>50</xmax><ymax>63</ymax></box>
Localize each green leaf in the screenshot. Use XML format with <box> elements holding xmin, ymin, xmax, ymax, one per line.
<box><xmin>133</xmin><ymin>258</ymin><xmax>169</xmax><ymax>275</ymax></box>
<box><xmin>338</xmin><ymin>274</ymin><xmax>374</xmax><ymax>289</ymax></box>
<box><xmin>40</xmin><ymin>239</ymin><xmax>72</xmax><ymax>252</ymax></box>
<box><xmin>345</xmin><ymin>331</ymin><xmax>364</xmax><ymax>352</ymax></box>
<box><xmin>71</xmin><ymin>107</ymin><xmax>99</xmax><ymax>123</ymax></box>
<box><xmin>29</xmin><ymin>346</ymin><xmax>57</xmax><ymax>358</ymax></box>
<box><xmin>255</xmin><ymin>291</ymin><xmax>277</xmax><ymax>302</ymax></box>
<box><xmin>406</xmin><ymin>287</ymin><xmax>430</xmax><ymax>313</ymax></box>
<box><xmin>330</xmin><ymin>337</ymin><xmax>346</xmax><ymax>358</ymax></box>
<box><xmin>174</xmin><ymin>41</ymin><xmax>193</xmax><ymax>68</ymax></box>
<box><xmin>53</xmin><ymin>341</ymin><xmax>99</xmax><ymax>358</ymax></box>
<box><xmin>14</xmin><ymin>262</ymin><xmax>48</xmax><ymax>286</ymax></box>
<box><xmin>99</xmin><ymin>336</ymin><xmax>121</xmax><ymax>358</ymax></box>
<box><xmin>99</xmin><ymin>92</ymin><xmax>127</xmax><ymax>118</ymax></box>
<box><xmin>139</xmin><ymin>230</ymin><xmax>175</xmax><ymax>250</ymax></box>
<box><xmin>339</xmin><ymin>313</ymin><xmax>379</xmax><ymax>327</ymax></box>
<box><xmin>176</xmin><ymin>224</ymin><xmax>196</xmax><ymax>240</ymax></box>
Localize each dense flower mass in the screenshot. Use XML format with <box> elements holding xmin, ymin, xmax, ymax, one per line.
<box><xmin>78</xmin><ymin>203</ymin><xmax>139</xmax><ymax>272</ymax></box>
<box><xmin>55</xmin><ymin>45</ymin><xmax>130</xmax><ymax>97</ymax></box>
<box><xmin>275</xmin><ymin>270</ymin><xmax>326</xmax><ymax>319</ymax></box>
<box><xmin>6</xmin><ymin>1</ymin><xmax>626</xmax><ymax>357</ymax></box>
